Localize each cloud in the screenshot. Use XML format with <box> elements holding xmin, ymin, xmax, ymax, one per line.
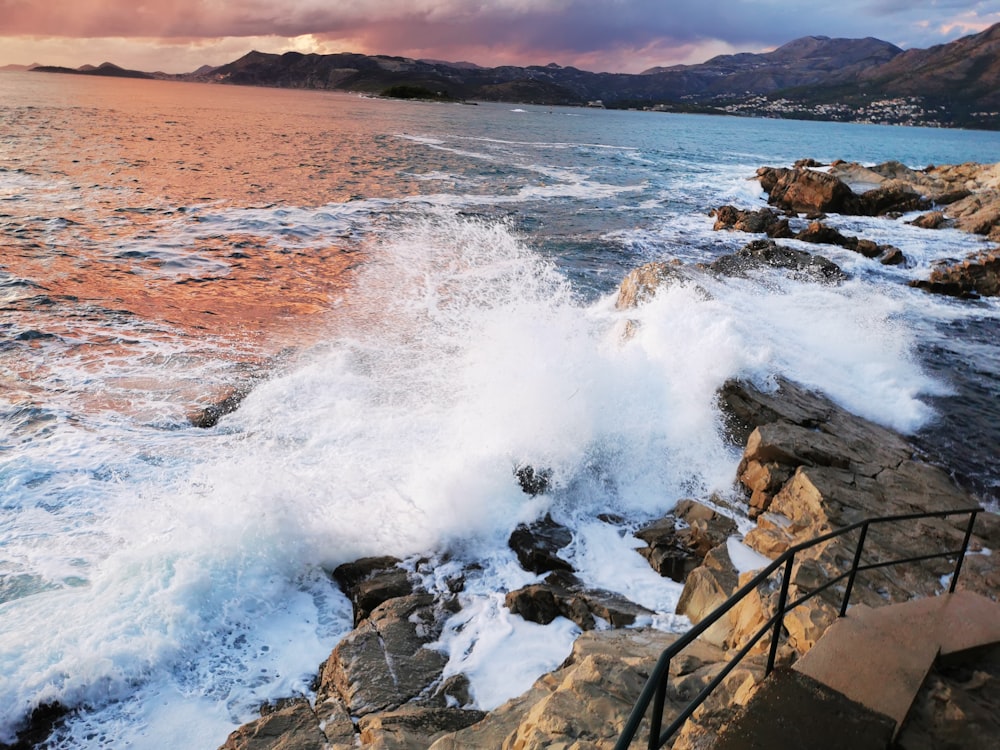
<box><xmin>1</xmin><ymin>0</ymin><xmax>997</xmax><ymax>73</ymax></box>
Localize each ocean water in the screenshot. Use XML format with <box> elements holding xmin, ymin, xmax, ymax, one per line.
<box><xmin>1</xmin><ymin>71</ymin><xmax>999</xmax><ymax>748</ymax></box>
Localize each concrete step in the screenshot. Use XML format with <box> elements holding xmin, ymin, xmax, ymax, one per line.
<box><xmin>792</xmin><ymin>590</ymin><xmax>1000</xmax><ymax>734</ymax></box>
<box><xmin>711</xmin><ymin>668</ymin><xmax>895</xmax><ymax>750</ymax></box>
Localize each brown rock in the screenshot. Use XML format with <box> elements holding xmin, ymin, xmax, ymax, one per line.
<box><xmin>218</xmin><ymin>699</ymin><xmax>328</xmax><ymax>750</ymax></box>
<box><xmin>908</xmin><ymin>210</ymin><xmax>948</xmax><ymax>229</ymax></box>
<box><xmin>910</xmin><ymin>249</ymin><xmax>1000</xmax><ymax>298</ymax></box>
<box><xmin>856</xmin><ymin>183</ymin><xmax>930</xmax><ymax>216</ymax></box>
<box><xmin>507</xmin><ymin>514</ymin><xmax>574</xmax><ymax>574</ymax></box>
<box><xmin>615</xmin><ymin>260</ymin><xmax>688</xmax><ymax>309</ymax></box>
<box><xmin>505</xmin><ymin>570</ymin><xmax>654</xmax><ymax>629</ymax></box>
<box><xmin>711</xmin><ymin>205</ymin><xmax>793</xmax><ymax>238</ymax></box>
<box><xmin>331</xmin><ymin>556</ymin><xmax>413</xmax><ymax>626</ymax></box>
<box><xmin>317</xmin><ymin>593</ymin><xmax>451</xmax><ymax>717</ymax></box>
<box><xmin>758</xmin><ymin>167</ymin><xmax>859</xmax><ymax>214</ymax></box>
<box><xmin>358</xmin><ymin>706</ymin><xmax>487</xmax><ymax>750</ymax></box>
<box><xmin>676</xmin><ymin>544</ymin><xmax>740</xmax><ymax>648</ymax></box>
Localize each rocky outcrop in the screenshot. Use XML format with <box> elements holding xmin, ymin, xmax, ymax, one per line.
<box><xmin>711</xmin><ymin>205</ymin><xmax>792</xmax><ymax>238</ymax></box>
<box><xmin>707</xmin><ymin>239</ymin><xmax>846</xmax><ymax>283</ymax></box>
<box><xmin>756</xmin><ymin>166</ymin><xmax>859</xmax><ymax>215</ymax></box>
<box><xmin>793</xmin><ymin>221</ymin><xmax>906</xmax><ymax>265</ymax></box>
<box><xmin>909</xmin><ymin>249</ymin><xmax>1000</xmax><ymax>299</ymax></box>
<box><xmin>615</xmin><ymin>260</ymin><xmax>690</xmax><ymax>309</ymax></box>
<box><xmin>507</xmin><ymin>513</ymin><xmax>574</xmax><ymax>574</ymax></box>
<box><xmin>633</xmin><ymin>500</ymin><xmax>737</xmax><ymax>582</ymax></box>
<box><xmin>331</xmin><ymin>556</ymin><xmax>414</xmax><ymax>625</ymax></box>
<box><xmin>505</xmin><ymin>570</ymin><xmax>654</xmax><ymax>629</ymax></box>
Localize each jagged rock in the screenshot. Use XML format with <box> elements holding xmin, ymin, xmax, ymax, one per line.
<box><xmin>910</xmin><ymin>249</ymin><xmax>1000</xmax><ymax>298</ymax></box>
<box><xmin>756</xmin><ymin>166</ymin><xmax>859</xmax><ymax>214</ymax></box>
<box><xmin>330</xmin><ymin>556</ymin><xmax>413</xmax><ymax>625</ymax></box>
<box><xmin>878</xmin><ymin>246</ymin><xmax>906</xmax><ymax>265</ymax></box>
<box><xmin>357</xmin><ymin>706</ymin><xmax>487</xmax><ymax>750</ymax></box>
<box><xmin>856</xmin><ymin>183</ymin><xmax>930</xmax><ymax>216</ymax></box>
<box><xmin>218</xmin><ymin>699</ymin><xmax>329</xmax><ymax>750</ymax></box>
<box><xmin>676</xmin><ymin>543</ymin><xmax>740</xmax><ymax>648</ymax></box>
<box><xmin>428</xmin><ymin>628</ymin><xmax>726</xmax><ymax>750</ymax></box>
<box><xmin>508</xmin><ymin>514</ymin><xmax>574</xmax><ymax>574</ymax></box>
<box><xmin>316</xmin><ymin>593</ymin><xmax>452</xmax><ymax>717</ymax></box>
<box><xmin>505</xmin><ymin>570</ymin><xmax>654</xmax><ymax>629</ymax></box>
<box><xmin>711</xmin><ymin>205</ymin><xmax>792</xmax><ymax>238</ymax></box>
<box><xmin>616</xmin><ymin>260</ymin><xmax>689</xmax><ymax>309</ymax></box>
<box><xmin>633</xmin><ymin>500</ymin><xmax>737</xmax><ymax>580</ymax></box>
<box><xmin>707</xmin><ymin>239</ymin><xmax>846</xmax><ymax>283</ymax></box>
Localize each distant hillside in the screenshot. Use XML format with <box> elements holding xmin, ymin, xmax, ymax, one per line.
<box><xmin>33</xmin><ymin>62</ymin><xmax>153</xmax><ymax>79</ymax></box>
<box><xmin>28</xmin><ymin>24</ymin><xmax>1000</xmax><ymax>129</ymax></box>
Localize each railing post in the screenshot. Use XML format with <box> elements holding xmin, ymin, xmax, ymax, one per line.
<box><xmin>766</xmin><ymin>554</ymin><xmax>795</xmax><ymax>676</ymax></box>
<box><xmin>949</xmin><ymin>510</ymin><xmax>979</xmax><ymax>593</ymax></box>
<box><xmin>840</xmin><ymin>521</ymin><xmax>870</xmax><ymax>617</ymax></box>
<box><xmin>648</xmin><ymin>673</ymin><xmax>667</xmax><ymax>750</ymax></box>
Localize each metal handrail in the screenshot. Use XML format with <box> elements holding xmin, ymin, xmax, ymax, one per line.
<box><xmin>615</xmin><ymin>506</ymin><xmax>982</xmax><ymax>750</ymax></box>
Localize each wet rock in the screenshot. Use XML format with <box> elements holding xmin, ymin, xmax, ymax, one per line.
<box><xmin>707</xmin><ymin>239</ymin><xmax>846</xmax><ymax>283</ymax></box>
<box><xmin>633</xmin><ymin>500</ymin><xmax>737</xmax><ymax>581</ymax></box>
<box><xmin>910</xmin><ymin>249</ymin><xmax>1000</xmax><ymax>298</ymax></box>
<box><xmin>878</xmin><ymin>245</ymin><xmax>907</xmax><ymax>266</ymax></box>
<box><xmin>505</xmin><ymin>570</ymin><xmax>654</xmax><ymax>629</ymax></box>
<box><xmin>908</xmin><ymin>210</ymin><xmax>949</xmax><ymax>229</ymax></box>
<box><xmin>711</xmin><ymin>205</ymin><xmax>793</xmax><ymax>238</ymax></box>
<box><xmin>792</xmin><ymin>221</ymin><xmax>908</xmax><ymax>265</ymax></box>
<box><xmin>330</xmin><ymin>556</ymin><xmax>413</xmax><ymax>626</ymax></box>
<box><xmin>513</xmin><ymin>464</ymin><xmax>551</xmax><ymax>496</ymax></box>
<box><xmin>218</xmin><ymin>699</ymin><xmax>329</xmax><ymax>750</ymax></box>
<box><xmin>189</xmin><ymin>386</ymin><xmax>252</xmax><ymax>428</ymax></box>
<box><xmin>1</xmin><ymin>702</ymin><xmax>69</xmax><ymax>750</ymax></box>
<box><xmin>507</xmin><ymin>513</ymin><xmax>574</xmax><ymax>574</ymax></box>
<box><xmin>316</xmin><ymin>593</ymin><xmax>453</xmax><ymax>717</ymax></box>
<box><xmin>615</xmin><ymin>260</ymin><xmax>690</xmax><ymax>309</ymax></box>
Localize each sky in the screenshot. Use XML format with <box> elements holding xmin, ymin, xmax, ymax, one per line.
<box><xmin>1</xmin><ymin>0</ymin><xmax>998</xmax><ymax>74</ymax></box>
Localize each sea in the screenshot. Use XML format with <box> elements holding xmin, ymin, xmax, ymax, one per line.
<box><xmin>1</xmin><ymin>71</ymin><xmax>998</xmax><ymax>748</ymax></box>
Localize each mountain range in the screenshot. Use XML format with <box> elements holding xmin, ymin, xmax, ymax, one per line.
<box><xmin>27</xmin><ymin>23</ymin><xmax>1000</xmax><ymax>129</ymax></box>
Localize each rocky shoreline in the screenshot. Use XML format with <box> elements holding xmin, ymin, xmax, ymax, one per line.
<box><xmin>214</xmin><ymin>159</ymin><xmax>1000</xmax><ymax>750</ymax></box>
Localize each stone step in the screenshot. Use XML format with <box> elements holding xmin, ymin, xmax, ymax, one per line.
<box><xmin>792</xmin><ymin>590</ymin><xmax>1000</xmax><ymax>734</ymax></box>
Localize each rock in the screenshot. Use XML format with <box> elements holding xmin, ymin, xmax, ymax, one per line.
<box><xmin>428</xmin><ymin>628</ymin><xmax>726</xmax><ymax>750</ymax></box>
<box><xmin>757</xmin><ymin>166</ymin><xmax>859</xmax><ymax>214</ymax></box>
<box><xmin>908</xmin><ymin>210</ymin><xmax>949</xmax><ymax>229</ymax></box>
<box><xmin>792</xmin><ymin>221</ymin><xmax>907</xmax><ymax>265</ymax></box>
<box><xmin>910</xmin><ymin>249</ymin><xmax>1000</xmax><ymax>298</ymax></box>
<box><xmin>711</xmin><ymin>205</ymin><xmax>792</xmax><ymax>238</ymax></box>
<box><xmin>856</xmin><ymin>183</ymin><xmax>930</xmax><ymax>216</ymax></box>
<box><xmin>707</xmin><ymin>239</ymin><xmax>846</xmax><ymax>283</ymax></box>
<box><xmin>316</xmin><ymin>593</ymin><xmax>452</xmax><ymax>717</ymax></box>
<box><xmin>878</xmin><ymin>245</ymin><xmax>906</xmax><ymax>266</ymax></box>
<box><xmin>676</xmin><ymin>544</ymin><xmax>740</xmax><ymax>648</ymax></box>
<box><xmin>615</xmin><ymin>260</ymin><xmax>689</xmax><ymax>309</ymax></box>
<box><xmin>514</xmin><ymin>464</ymin><xmax>551</xmax><ymax>496</ymax></box>
<box><xmin>330</xmin><ymin>556</ymin><xmax>413</xmax><ymax>625</ymax></box>
<box><xmin>357</xmin><ymin>706</ymin><xmax>487</xmax><ymax>750</ymax></box>
<box><xmin>634</xmin><ymin>500</ymin><xmax>738</xmax><ymax>581</ymax></box>
<box><xmin>508</xmin><ymin>514</ymin><xmax>574</xmax><ymax>574</ymax></box>
<box><xmin>505</xmin><ymin>570</ymin><xmax>654</xmax><ymax>629</ymax></box>
<box><xmin>189</xmin><ymin>385</ymin><xmax>252</xmax><ymax>428</ymax></box>
<box><xmin>2</xmin><ymin>702</ymin><xmax>69</xmax><ymax>750</ymax></box>
<box><xmin>218</xmin><ymin>699</ymin><xmax>329</xmax><ymax>750</ymax></box>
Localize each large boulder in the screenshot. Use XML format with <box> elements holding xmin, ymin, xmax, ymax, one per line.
<box><xmin>615</xmin><ymin>260</ymin><xmax>690</xmax><ymax>309</ymax></box>
<box><xmin>316</xmin><ymin>593</ymin><xmax>453</xmax><ymax>717</ymax></box>
<box><xmin>330</xmin><ymin>556</ymin><xmax>414</xmax><ymax>625</ymax></box>
<box><xmin>756</xmin><ymin>166</ymin><xmax>859</xmax><ymax>214</ymax></box>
